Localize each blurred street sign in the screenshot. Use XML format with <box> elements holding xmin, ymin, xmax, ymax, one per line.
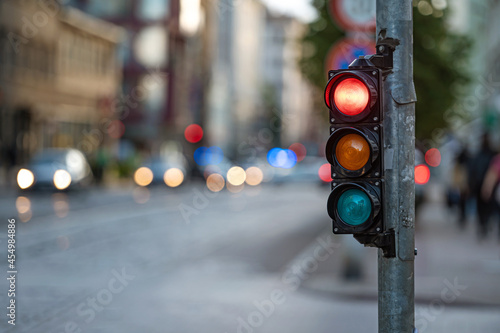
<box><xmin>325</xmin><ymin>38</ymin><xmax>376</xmax><ymax>71</ymax></box>
<box><xmin>328</xmin><ymin>0</ymin><xmax>376</xmax><ymax>32</ymax></box>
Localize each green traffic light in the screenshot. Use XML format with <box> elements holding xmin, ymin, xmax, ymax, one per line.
<box><xmin>337</xmin><ymin>189</ymin><xmax>372</xmax><ymax>226</ymax></box>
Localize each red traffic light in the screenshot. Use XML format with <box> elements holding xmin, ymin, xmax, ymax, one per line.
<box><xmin>333</xmin><ymin>78</ymin><xmax>370</xmax><ymax>116</ymax></box>
<box><xmin>324</xmin><ymin>71</ymin><xmax>379</xmax><ymax>123</ymax></box>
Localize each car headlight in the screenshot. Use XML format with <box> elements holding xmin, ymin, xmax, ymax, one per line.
<box><xmin>164</xmin><ymin>168</ymin><xmax>184</xmax><ymax>188</ymax></box>
<box><xmin>53</xmin><ymin>170</ymin><xmax>72</xmax><ymax>190</ymax></box>
<box><xmin>134</xmin><ymin>167</ymin><xmax>153</xmax><ymax>187</ymax></box>
<box><xmin>17</xmin><ymin>169</ymin><xmax>34</xmax><ymax>189</ymax></box>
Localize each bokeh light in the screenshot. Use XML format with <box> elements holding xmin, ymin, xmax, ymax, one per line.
<box><xmin>133</xmin><ymin>187</ymin><xmax>150</xmax><ymax>204</ymax></box>
<box><xmin>289</xmin><ymin>143</ymin><xmax>307</xmax><ymax>162</ymax></box>
<box><xmin>184</xmin><ymin>124</ymin><xmax>203</xmax><ymax>143</ymax></box>
<box><xmin>267</xmin><ymin>148</ymin><xmax>297</xmax><ymax>169</ymax></box>
<box><xmin>318</xmin><ymin>163</ymin><xmax>333</xmax><ymax>183</ymax></box>
<box><xmin>227</xmin><ymin>166</ymin><xmax>246</xmax><ymax>186</ymax></box>
<box><xmin>417</xmin><ymin>1</ymin><xmax>433</xmax><ymax>15</ymax></box>
<box><xmin>431</xmin><ymin>0</ymin><xmax>447</xmax><ymax>10</ymax></box>
<box><xmin>164</xmin><ymin>168</ymin><xmax>184</xmax><ymax>187</ymax></box>
<box><xmin>227</xmin><ymin>182</ymin><xmax>244</xmax><ymax>194</ymax></box>
<box><xmin>245</xmin><ymin>167</ymin><xmax>264</xmax><ymax>186</ymax></box>
<box><xmin>19</xmin><ymin>209</ymin><xmax>32</xmax><ymax>223</ymax></box>
<box><xmin>17</xmin><ymin>169</ymin><xmax>34</xmax><ymax>189</ymax></box>
<box><xmin>194</xmin><ymin>146</ymin><xmax>224</xmax><ymax>166</ymax></box>
<box><xmin>206</xmin><ymin>173</ymin><xmax>225</xmax><ymax>192</ymax></box>
<box><xmin>425</xmin><ymin>148</ymin><xmax>441</xmax><ymax>167</ymax></box>
<box><xmin>107</xmin><ymin>120</ymin><xmax>126</xmax><ymax>139</ymax></box>
<box><xmin>53</xmin><ymin>170</ymin><xmax>72</xmax><ymax>190</ymax></box>
<box><xmin>53</xmin><ymin>193</ymin><xmax>69</xmax><ymax>218</ymax></box>
<box><xmin>134</xmin><ymin>167</ymin><xmax>154</xmax><ymax>187</ymax></box>
<box><xmin>16</xmin><ymin>196</ymin><xmax>31</xmax><ymax>214</ymax></box>
<box><xmin>415</xmin><ymin>164</ymin><xmax>431</xmax><ymax>185</ymax></box>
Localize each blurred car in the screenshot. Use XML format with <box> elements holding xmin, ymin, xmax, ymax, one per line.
<box><xmin>16</xmin><ymin>148</ymin><xmax>93</xmax><ymax>191</ymax></box>
<box><xmin>133</xmin><ymin>153</ymin><xmax>188</xmax><ymax>187</ymax></box>
<box><xmin>270</xmin><ymin>156</ymin><xmax>327</xmax><ymax>185</ymax></box>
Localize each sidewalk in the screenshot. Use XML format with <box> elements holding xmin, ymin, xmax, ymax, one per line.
<box><xmin>301</xmin><ymin>183</ymin><xmax>500</xmax><ymax>307</ymax></box>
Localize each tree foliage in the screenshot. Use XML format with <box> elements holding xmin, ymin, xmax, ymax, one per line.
<box><xmin>300</xmin><ymin>0</ymin><xmax>471</xmax><ymax>140</ymax></box>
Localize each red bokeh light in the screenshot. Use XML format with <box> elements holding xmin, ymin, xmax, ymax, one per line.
<box><xmin>415</xmin><ymin>164</ymin><xmax>430</xmax><ymax>185</ymax></box>
<box><xmin>107</xmin><ymin>120</ymin><xmax>125</xmax><ymax>139</ymax></box>
<box><xmin>289</xmin><ymin>143</ymin><xmax>307</xmax><ymax>162</ymax></box>
<box><xmin>333</xmin><ymin>78</ymin><xmax>369</xmax><ymax>116</ymax></box>
<box><xmin>184</xmin><ymin>124</ymin><xmax>203</xmax><ymax>143</ymax></box>
<box><xmin>318</xmin><ymin>163</ymin><xmax>333</xmax><ymax>183</ymax></box>
<box><xmin>425</xmin><ymin>148</ymin><xmax>441</xmax><ymax>167</ymax></box>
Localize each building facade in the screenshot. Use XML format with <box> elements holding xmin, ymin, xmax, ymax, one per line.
<box><xmin>0</xmin><ymin>0</ymin><xmax>123</xmax><ymax>181</ymax></box>
<box><xmin>206</xmin><ymin>0</ymin><xmax>315</xmax><ymax>158</ymax></box>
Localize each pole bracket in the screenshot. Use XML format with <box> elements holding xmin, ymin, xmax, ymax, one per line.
<box><xmin>364</xmin><ymin>38</ymin><xmax>398</xmax><ymax>73</ymax></box>
<box><xmin>353</xmin><ymin>229</ymin><xmax>396</xmax><ymax>258</ymax></box>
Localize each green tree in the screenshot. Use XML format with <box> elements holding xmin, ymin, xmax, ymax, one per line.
<box><xmin>300</xmin><ymin>0</ymin><xmax>470</xmax><ymax>140</ymax></box>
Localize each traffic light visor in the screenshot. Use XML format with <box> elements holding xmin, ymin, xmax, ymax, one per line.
<box><xmin>337</xmin><ymin>188</ymin><xmax>372</xmax><ymax>226</ymax></box>
<box><xmin>336</xmin><ymin>133</ymin><xmax>370</xmax><ymax>171</ymax></box>
<box><xmin>334</xmin><ymin>78</ymin><xmax>369</xmax><ymax>116</ymax></box>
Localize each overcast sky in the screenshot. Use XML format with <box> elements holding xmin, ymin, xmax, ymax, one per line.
<box><xmin>260</xmin><ymin>0</ymin><xmax>317</xmax><ymax>22</ymax></box>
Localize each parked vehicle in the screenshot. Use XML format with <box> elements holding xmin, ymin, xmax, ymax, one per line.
<box><xmin>16</xmin><ymin>149</ymin><xmax>93</xmax><ymax>191</ymax></box>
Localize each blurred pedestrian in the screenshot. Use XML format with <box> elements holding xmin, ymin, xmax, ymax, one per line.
<box><xmin>93</xmin><ymin>147</ymin><xmax>109</xmax><ymax>184</ymax></box>
<box><xmin>481</xmin><ymin>153</ymin><xmax>500</xmax><ymax>240</ymax></box>
<box><xmin>448</xmin><ymin>148</ymin><xmax>469</xmax><ymax>228</ymax></box>
<box><xmin>468</xmin><ymin>134</ymin><xmax>496</xmax><ymax>239</ymax></box>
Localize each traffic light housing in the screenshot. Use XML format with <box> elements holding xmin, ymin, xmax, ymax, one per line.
<box><xmin>325</xmin><ymin>58</ymin><xmax>384</xmax><ymax>237</ymax></box>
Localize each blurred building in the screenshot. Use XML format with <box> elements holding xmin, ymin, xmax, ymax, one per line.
<box><xmin>0</xmin><ymin>0</ymin><xmax>123</xmax><ymax>179</ymax></box>
<box><xmin>448</xmin><ymin>0</ymin><xmax>500</xmax><ymax>146</ymax></box>
<box><xmin>262</xmin><ymin>12</ymin><xmax>314</xmax><ymax>146</ymax></box>
<box><xmin>66</xmin><ymin>0</ymin><xmax>205</xmax><ymax>159</ymax></box>
<box><xmin>206</xmin><ymin>0</ymin><xmax>314</xmax><ymax>158</ymax></box>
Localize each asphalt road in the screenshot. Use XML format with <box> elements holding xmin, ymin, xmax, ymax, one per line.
<box><xmin>0</xmin><ymin>182</ymin><xmax>499</xmax><ymax>333</ymax></box>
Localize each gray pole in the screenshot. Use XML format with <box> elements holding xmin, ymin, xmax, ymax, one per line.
<box><xmin>376</xmin><ymin>1</ymin><xmax>416</xmax><ymax>332</ymax></box>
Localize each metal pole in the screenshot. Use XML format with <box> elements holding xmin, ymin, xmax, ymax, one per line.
<box><xmin>376</xmin><ymin>1</ymin><xmax>416</xmax><ymax>332</ymax></box>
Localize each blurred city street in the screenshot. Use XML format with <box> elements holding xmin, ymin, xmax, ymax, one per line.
<box><xmin>1</xmin><ymin>0</ymin><xmax>500</xmax><ymax>332</ymax></box>
<box><xmin>0</xmin><ymin>182</ymin><xmax>499</xmax><ymax>333</ymax></box>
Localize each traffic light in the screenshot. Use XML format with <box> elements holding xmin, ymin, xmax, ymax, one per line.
<box><xmin>324</xmin><ymin>58</ymin><xmax>383</xmax><ymax>235</ymax></box>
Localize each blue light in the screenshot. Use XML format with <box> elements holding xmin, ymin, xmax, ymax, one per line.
<box><xmin>282</xmin><ymin>149</ymin><xmax>297</xmax><ymax>169</ymax></box>
<box><xmin>194</xmin><ymin>146</ymin><xmax>224</xmax><ymax>166</ymax></box>
<box><xmin>267</xmin><ymin>148</ymin><xmax>282</xmax><ymax>168</ymax></box>
<box><xmin>208</xmin><ymin>146</ymin><xmax>224</xmax><ymax>165</ymax></box>
<box><xmin>337</xmin><ymin>189</ymin><xmax>372</xmax><ymax>226</ymax></box>
<box><xmin>194</xmin><ymin>147</ymin><xmax>209</xmax><ymax>166</ymax></box>
<box><xmin>267</xmin><ymin>148</ymin><xmax>297</xmax><ymax>169</ymax></box>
